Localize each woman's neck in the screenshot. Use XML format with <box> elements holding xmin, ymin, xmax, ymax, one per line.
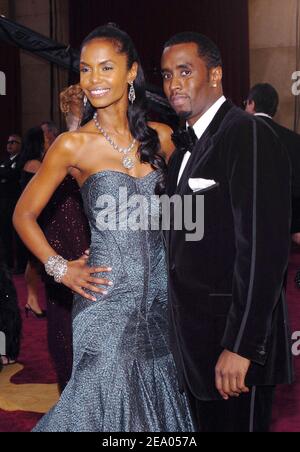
<box><xmin>95</xmin><ymin>103</ymin><xmax>130</xmax><ymax>135</ymax></box>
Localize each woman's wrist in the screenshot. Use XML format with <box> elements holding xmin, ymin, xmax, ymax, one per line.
<box><xmin>44</xmin><ymin>255</ymin><xmax>68</xmax><ymax>283</ymax></box>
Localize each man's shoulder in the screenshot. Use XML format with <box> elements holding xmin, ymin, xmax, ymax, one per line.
<box><xmin>274</xmin><ymin>121</ymin><xmax>300</xmax><ymax>147</ymax></box>
<box><xmin>220</xmin><ymin>105</ymin><xmax>256</xmax><ymax>136</ymax></box>
<box><xmin>0</xmin><ymin>156</ymin><xmax>16</xmax><ymax>167</ymax></box>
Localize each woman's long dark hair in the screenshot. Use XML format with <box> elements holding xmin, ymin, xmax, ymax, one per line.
<box><xmin>18</xmin><ymin>127</ymin><xmax>45</xmax><ymax>170</ymax></box>
<box><xmin>80</xmin><ymin>24</ymin><xmax>167</xmax><ymax>194</ymax></box>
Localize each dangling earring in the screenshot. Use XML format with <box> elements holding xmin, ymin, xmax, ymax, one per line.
<box><xmin>128</xmin><ymin>81</ymin><xmax>136</xmax><ymax>104</ymax></box>
<box><xmin>83</xmin><ymin>95</ymin><xmax>88</xmax><ymax>108</ymax></box>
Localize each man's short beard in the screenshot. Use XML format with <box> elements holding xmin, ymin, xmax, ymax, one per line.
<box><xmin>177</xmin><ymin>110</ymin><xmax>192</xmax><ymax>120</ymax></box>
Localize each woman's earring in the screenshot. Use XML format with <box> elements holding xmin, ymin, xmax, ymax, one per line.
<box><xmin>83</xmin><ymin>95</ymin><xmax>88</xmax><ymax>108</ymax></box>
<box><xmin>128</xmin><ymin>82</ymin><xmax>136</xmax><ymax>104</ymax></box>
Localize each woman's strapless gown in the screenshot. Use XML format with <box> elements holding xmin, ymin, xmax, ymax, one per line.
<box><xmin>33</xmin><ymin>170</ymin><xmax>195</xmax><ymax>432</ymax></box>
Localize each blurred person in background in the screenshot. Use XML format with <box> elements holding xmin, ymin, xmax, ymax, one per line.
<box><xmin>41</xmin><ymin>121</ymin><xmax>59</xmax><ymax>153</ymax></box>
<box><xmin>245</xmin><ymin>84</ymin><xmax>300</xmax><ymax>289</ymax></box>
<box><xmin>19</xmin><ymin>127</ymin><xmax>46</xmax><ymax>318</ymax></box>
<box><xmin>0</xmin><ymin>134</ymin><xmax>23</xmax><ymax>270</ymax></box>
<box><xmin>0</xmin><ymin>235</ymin><xmax>22</xmax><ymax>368</ymax></box>
<box><xmin>245</xmin><ymin>83</ymin><xmax>300</xmax><ymax>243</ymax></box>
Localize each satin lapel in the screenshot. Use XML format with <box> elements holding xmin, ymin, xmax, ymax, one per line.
<box><xmin>176</xmin><ymin>128</ymin><xmax>211</xmax><ymax>195</ymax></box>
<box><xmin>166</xmin><ymin>149</ymin><xmax>186</xmax><ymax>196</ymax></box>
<box><xmin>176</xmin><ymin>100</ymin><xmax>234</xmax><ymax>196</ymax></box>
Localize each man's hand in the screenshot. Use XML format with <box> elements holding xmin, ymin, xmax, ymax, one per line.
<box><xmin>215</xmin><ymin>350</ymin><xmax>251</xmax><ymax>400</ymax></box>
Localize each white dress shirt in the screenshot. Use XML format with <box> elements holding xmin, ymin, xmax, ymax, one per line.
<box><xmin>177</xmin><ymin>96</ymin><xmax>226</xmax><ymax>185</ymax></box>
<box><xmin>255</xmin><ymin>113</ymin><xmax>272</xmax><ymax>119</ymax></box>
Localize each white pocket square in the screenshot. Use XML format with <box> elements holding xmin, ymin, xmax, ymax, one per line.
<box><xmin>188</xmin><ymin>178</ymin><xmax>217</xmax><ymax>192</ymax></box>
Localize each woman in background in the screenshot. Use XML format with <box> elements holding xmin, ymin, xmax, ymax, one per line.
<box><xmin>19</xmin><ymin>127</ymin><xmax>46</xmax><ymax>318</ymax></box>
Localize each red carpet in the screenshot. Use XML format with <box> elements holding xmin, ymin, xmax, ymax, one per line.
<box><xmin>271</xmin><ymin>244</ymin><xmax>300</xmax><ymax>432</ymax></box>
<box><xmin>0</xmin><ymin>276</ymin><xmax>56</xmax><ymax>433</ymax></box>
<box><xmin>10</xmin><ymin>276</ymin><xmax>56</xmax><ymax>386</ymax></box>
<box><xmin>0</xmin><ymin>249</ymin><xmax>300</xmax><ymax>432</ymax></box>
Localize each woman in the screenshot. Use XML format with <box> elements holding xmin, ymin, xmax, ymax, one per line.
<box><xmin>14</xmin><ymin>24</ymin><xmax>194</xmax><ymax>432</ymax></box>
<box><xmin>19</xmin><ymin>127</ymin><xmax>46</xmax><ymax>318</ymax></box>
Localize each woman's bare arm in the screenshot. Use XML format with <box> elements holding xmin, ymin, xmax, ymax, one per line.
<box><xmin>14</xmin><ymin>133</ymin><xmax>75</xmax><ymax>264</ymax></box>
<box><xmin>13</xmin><ymin>133</ymin><xmax>111</xmax><ymax>301</ymax></box>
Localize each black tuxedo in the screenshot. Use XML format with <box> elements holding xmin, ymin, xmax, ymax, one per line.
<box><xmin>0</xmin><ymin>154</ymin><xmax>22</xmax><ymax>268</ymax></box>
<box><xmin>256</xmin><ymin>116</ymin><xmax>300</xmax><ymax>234</ymax></box>
<box><xmin>0</xmin><ymin>154</ymin><xmax>21</xmax><ymax>199</ymax></box>
<box><xmin>166</xmin><ymin>101</ymin><xmax>293</xmax><ymax>430</ymax></box>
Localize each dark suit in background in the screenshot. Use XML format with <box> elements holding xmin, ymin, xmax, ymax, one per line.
<box><xmin>0</xmin><ymin>154</ymin><xmax>21</xmax><ymax>268</ymax></box>
<box><xmin>256</xmin><ymin>116</ymin><xmax>300</xmax><ymax>234</ymax></box>
<box><xmin>167</xmin><ymin>101</ymin><xmax>293</xmax><ymax>432</ymax></box>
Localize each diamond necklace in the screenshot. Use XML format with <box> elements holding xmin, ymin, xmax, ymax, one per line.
<box><xmin>93</xmin><ymin>112</ymin><xmax>137</xmax><ymax>169</ymax></box>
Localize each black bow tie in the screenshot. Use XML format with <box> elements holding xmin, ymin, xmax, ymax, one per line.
<box><xmin>171</xmin><ymin>127</ymin><xmax>198</xmax><ymax>154</ymax></box>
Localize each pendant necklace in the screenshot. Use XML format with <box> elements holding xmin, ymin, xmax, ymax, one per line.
<box><xmin>93</xmin><ymin>113</ymin><xmax>137</xmax><ymax>169</ymax></box>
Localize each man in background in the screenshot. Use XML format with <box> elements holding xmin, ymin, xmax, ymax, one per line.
<box><xmin>41</xmin><ymin>121</ymin><xmax>59</xmax><ymax>153</ymax></box>
<box><xmin>0</xmin><ymin>134</ymin><xmax>22</xmax><ymax>269</ymax></box>
<box><xmin>245</xmin><ymin>83</ymin><xmax>300</xmax><ymax>243</ymax></box>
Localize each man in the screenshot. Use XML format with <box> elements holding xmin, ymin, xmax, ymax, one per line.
<box><xmin>41</xmin><ymin>121</ymin><xmax>59</xmax><ymax>153</ymax></box>
<box><xmin>245</xmin><ymin>83</ymin><xmax>300</xmax><ymax>243</ymax></box>
<box><xmin>0</xmin><ymin>134</ymin><xmax>22</xmax><ymax>269</ymax></box>
<box><xmin>161</xmin><ymin>33</ymin><xmax>293</xmax><ymax>432</ymax></box>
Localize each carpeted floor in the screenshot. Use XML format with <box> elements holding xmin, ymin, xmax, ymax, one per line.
<box><xmin>0</xmin><ymin>247</ymin><xmax>299</xmax><ymax>432</ymax></box>
<box><xmin>271</xmin><ymin>244</ymin><xmax>300</xmax><ymax>432</ymax></box>
<box><xmin>0</xmin><ymin>276</ymin><xmax>59</xmax><ymax>433</ymax></box>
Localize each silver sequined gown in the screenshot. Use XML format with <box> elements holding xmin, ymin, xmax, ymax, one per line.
<box><xmin>33</xmin><ymin>170</ymin><xmax>195</xmax><ymax>432</ymax></box>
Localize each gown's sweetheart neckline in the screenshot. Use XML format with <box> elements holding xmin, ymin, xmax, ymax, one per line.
<box><xmin>80</xmin><ymin>169</ymin><xmax>158</xmax><ymax>191</ymax></box>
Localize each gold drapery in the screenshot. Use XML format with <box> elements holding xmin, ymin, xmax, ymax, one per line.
<box><xmin>49</xmin><ymin>0</ymin><xmax>70</xmax><ymax>133</ymax></box>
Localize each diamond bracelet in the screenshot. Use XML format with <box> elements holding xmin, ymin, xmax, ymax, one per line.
<box><xmin>45</xmin><ymin>255</ymin><xmax>68</xmax><ymax>283</ymax></box>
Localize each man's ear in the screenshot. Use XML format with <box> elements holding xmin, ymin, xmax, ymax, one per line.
<box><xmin>248</xmin><ymin>100</ymin><xmax>256</xmax><ymax>114</ymax></box>
<box><xmin>209</xmin><ymin>66</ymin><xmax>223</xmax><ymax>88</ymax></box>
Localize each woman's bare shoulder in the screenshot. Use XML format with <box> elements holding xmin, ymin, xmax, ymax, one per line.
<box><xmin>148</xmin><ymin>121</ymin><xmax>175</xmax><ymax>161</ymax></box>
<box><xmin>48</xmin><ymin>129</ymin><xmax>91</xmax><ymax>158</ymax></box>
<box><xmin>148</xmin><ymin>121</ymin><xmax>173</xmax><ymax>138</ymax></box>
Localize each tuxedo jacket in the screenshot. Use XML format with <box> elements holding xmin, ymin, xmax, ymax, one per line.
<box><xmin>257</xmin><ymin>116</ymin><xmax>300</xmax><ymax>234</ymax></box>
<box><xmin>166</xmin><ymin>100</ymin><xmax>293</xmax><ymax>401</ymax></box>
<box><xmin>0</xmin><ymin>154</ymin><xmax>21</xmax><ymax>203</ymax></box>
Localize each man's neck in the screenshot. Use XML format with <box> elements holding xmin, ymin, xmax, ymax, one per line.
<box><xmin>254</xmin><ymin>112</ymin><xmax>273</xmax><ymax>120</ymax></box>
<box><xmin>189</xmin><ymin>95</ymin><xmax>226</xmax><ymax>140</ymax></box>
<box><xmin>188</xmin><ymin>92</ymin><xmax>224</xmax><ymax>127</ymax></box>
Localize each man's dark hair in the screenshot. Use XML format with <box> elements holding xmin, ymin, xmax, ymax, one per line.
<box><xmin>8</xmin><ymin>133</ymin><xmax>22</xmax><ymax>142</ymax></box>
<box><xmin>164</xmin><ymin>32</ymin><xmax>222</xmax><ymax>70</ymax></box>
<box><xmin>248</xmin><ymin>83</ymin><xmax>279</xmax><ymax>117</ymax></box>
<box><xmin>41</xmin><ymin>121</ymin><xmax>59</xmax><ymax>137</ymax></box>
